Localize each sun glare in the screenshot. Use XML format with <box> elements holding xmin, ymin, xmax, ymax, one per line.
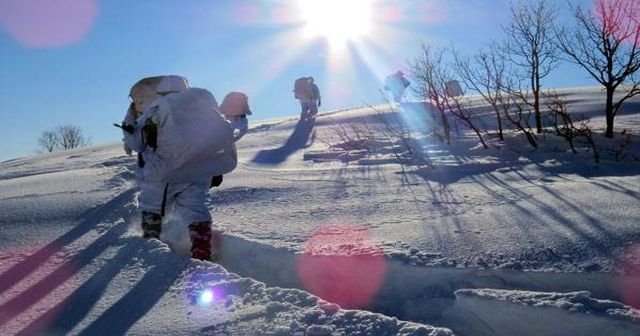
<box><xmin>299</xmin><ymin>0</ymin><xmax>373</xmax><ymax>45</ymax></box>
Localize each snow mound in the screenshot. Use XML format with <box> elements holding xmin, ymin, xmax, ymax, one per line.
<box><xmin>444</xmin><ymin>288</ymin><xmax>640</xmax><ymax>336</ymax></box>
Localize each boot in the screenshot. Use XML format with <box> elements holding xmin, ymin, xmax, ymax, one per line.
<box><xmin>189</xmin><ymin>221</ymin><xmax>213</xmax><ymax>261</ymax></box>
<box><xmin>141</xmin><ymin>211</ymin><xmax>162</xmax><ymax>239</ymax></box>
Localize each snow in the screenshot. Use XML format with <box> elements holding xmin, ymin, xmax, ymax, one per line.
<box><xmin>1</xmin><ymin>86</ymin><xmax>640</xmax><ymax>335</ymax></box>
<box><xmin>444</xmin><ymin>289</ymin><xmax>640</xmax><ymax>335</ymax></box>
<box><xmin>454</xmin><ymin>289</ymin><xmax>640</xmax><ymax>322</ymax></box>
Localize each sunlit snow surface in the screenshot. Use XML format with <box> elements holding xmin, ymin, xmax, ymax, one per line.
<box><xmin>1</xmin><ymin>87</ymin><xmax>639</xmax><ymax>335</ymax></box>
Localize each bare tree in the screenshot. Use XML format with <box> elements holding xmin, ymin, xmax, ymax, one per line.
<box><xmin>408</xmin><ymin>44</ymin><xmax>452</xmax><ymax>144</ymax></box>
<box><xmin>37</xmin><ymin>131</ymin><xmax>59</xmax><ymax>153</ymax></box>
<box><xmin>546</xmin><ymin>90</ymin><xmax>599</xmax><ymax>162</ymax></box>
<box><xmin>453</xmin><ymin>43</ymin><xmax>511</xmax><ymax>140</ymax></box>
<box><xmin>503</xmin><ymin>0</ymin><xmax>560</xmax><ymax>134</ymax></box>
<box><xmin>56</xmin><ymin>124</ymin><xmax>90</xmax><ymax>150</ymax></box>
<box><xmin>446</xmin><ymin>95</ymin><xmax>489</xmax><ymax>149</ymax></box>
<box><xmin>36</xmin><ymin>124</ymin><xmax>91</xmax><ymax>153</ymax></box>
<box><xmin>501</xmin><ymin>89</ymin><xmax>539</xmax><ymax>148</ymax></box>
<box><xmin>556</xmin><ymin>0</ymin><xmax>640</xmax><ymax>138</ymax></box>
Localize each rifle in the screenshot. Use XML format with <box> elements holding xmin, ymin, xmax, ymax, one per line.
<box><xmin>113</xmin><ymin>123</ymin><xmax>135</xmax><ymax>134</ymax></box>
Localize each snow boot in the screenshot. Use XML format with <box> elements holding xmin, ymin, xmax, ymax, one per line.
<box><xmin>189</xmin><ymin>221</ymin><xmax>213</xmax><ymax>261</ymax></box>
<box><xmin>141</xmin><ymin>211</ymin><xmax>162</xmax><ymax>239</ymax></box>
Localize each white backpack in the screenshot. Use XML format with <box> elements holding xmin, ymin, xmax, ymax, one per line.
<box><xmin>219</xmin><ymin>92</ymin><xmax>251</xmax><ymax>117</ymax></box>
<box><xmin>294</xmin><ymin>77</ymin><xmax>314</xmax><ymax>100</ymax></box>
<box><xmin>140</xmin><ymin>88</ymin><xmax>237</xmax><ymax>183</ymax></box>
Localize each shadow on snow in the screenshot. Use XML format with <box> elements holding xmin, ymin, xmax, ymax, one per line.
<box><xmin>250</xmin><ymin>119</ymin><xmax>316</xmax><ymax>165</ymax></box>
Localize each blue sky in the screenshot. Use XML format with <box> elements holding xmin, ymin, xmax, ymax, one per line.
<box><xmin>0</xmin><ymin>0</ymin><xmax>596</xmax><ymax>161</ymax></box>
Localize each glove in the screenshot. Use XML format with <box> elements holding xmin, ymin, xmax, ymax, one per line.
<box><xmin>142</xmin><ymin>119</ymin><xmax>158</xmax><ymax>150</ymax></box>
<box><xmin>210</xmin><ymin>175</ymin><xmax>223</xmax><ymax>188</ymax></box>
<box><xmin>122</xmin><ymin>123</ymin><xmax>135</xmax><ymax>134</ymax></box>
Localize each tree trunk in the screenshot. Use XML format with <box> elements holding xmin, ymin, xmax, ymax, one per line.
<box><xmin>533</xmin><ymin>68</ymin><xmax>542</xmax><ymax>134</ymax></box>
<box><xmin>534</xmin><ymin>88</ymin><xmax>542</xmax><ymax>133</ymax></box>
<box><xmin>496</xmin><ymin>109</ymin><xmax>504</xmax><ymax>141</ymax></box>
<box><xmin>605</xmin><ymin>87</ymin><xmax>615</xmax><ymax>138</ymax></box>
<box><xmin>440</xmin><ymin>110</ymin><xmax>451</xmax><ymax>144</ymax></box>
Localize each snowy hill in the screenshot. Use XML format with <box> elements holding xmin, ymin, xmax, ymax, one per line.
<box><xmin>1</xmin><ymin>86</ymin><xmax>639</xmax><ymax>335</ymax></box>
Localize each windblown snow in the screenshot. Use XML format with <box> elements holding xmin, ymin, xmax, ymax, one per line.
<box><xmin>1</xmin><ymin>87</ymin><xmax>639</xmax><ymax>335</ymax></box>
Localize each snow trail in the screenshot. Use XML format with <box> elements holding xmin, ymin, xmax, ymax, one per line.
<box><xmin>215</xmin><ymin>232</ymin><xmax>636</xmax><ymax>333</ymax></box>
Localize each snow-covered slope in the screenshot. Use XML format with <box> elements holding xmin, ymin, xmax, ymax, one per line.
<box><xmin>0</xmin><ymin>144</ymin><xmax>451</xmax><ymax>335</ymax></box>
<box><xmin>1</xmin><ymin>86</ymin><xmax>639</xmax><ymax>335</ymax></box>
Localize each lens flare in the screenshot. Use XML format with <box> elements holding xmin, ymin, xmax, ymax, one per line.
<box><xmin>270</xmin><ymin>5</ymin><xmax>298</xmax><ymax>25</ymax></box>
<box><xmin>595</xmin><ymin>0</ymin><xmax>640</xmax><ymax>46</ymax></box>
<box><xmin>419</xmin><ymin>2</ymin><xmax>448</xmax><ymax>25</ymax></box>
<box><xmin>190</xmin><ymin>285</ymin><xmax>226</xmax><ymax>308</ymax></box>
<box><xmin>184</xmin><ymin>269</ymin><xmax>228</xmax><ymax>309</ymax></box>
<box><xmin>616</xmin><ymin>245</ymin><xmax>640</xmax><ymax>308</ymax></box>
<box><xmin>232</xmin><ymin>4</ymin><xmax>262</xmax><ymax>26</ymax></box>
<box><xmin>197</xmin><ymin>289</ymin><xmax>214</xmax><ymax>306</ymax></box>
<box><xmin>0</xmin><ymin>0</ymin><xmax>98</xmax><ymax>48</ymax></box>
<box><xmin>296</xmin><ymin>224</ymin><xmax>387</xmax><ymax>309</ymax></box>
<box><xmin>376</xmin><ymin>3</ymin><xmax>405</xmax><ymax>23</ymax></box>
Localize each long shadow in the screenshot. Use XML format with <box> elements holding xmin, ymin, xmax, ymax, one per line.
<box><xmin>590</xmin><ymin>179</ymin><xmax>640</xmax><ymax>197</ymax></box>
<box><xmin>77</xmin><ymin>255</ymin><xmax>188</xmax><ymax>336</ymax></box>
<box><xmin>0</xmin><ymin>221</ymin><xmax>129</xmax><ymax>327</ymax></box>
<box><xmin>16</xmin><ymin>240</ymin><xmax>139</xmax><ymax>335</ymax></box>
<box><xmin>409</xmin><ymin>162</ymin><xmax>512</xmax><ymax>186</ymax></box>
<box><xmin>0</xmin><ymin>189</ymin><xmax>138</xmax><ymax>296</ymax></box>
<box><xmin>0</xmin><ymin>188</ymin><xmax>137</xmax><ymax>329</ymax></box>
<box><xmin>9</xmin><ymin>191</ymin><xmax>190</xmax><ymax>336</ymax></box>
<box><xmin>475</xmin><ymin>170</ymin><xmax>627</xmax><ymax>261</ymax></box>
<box><xmin>250</xmin><ymin>119</ymin><xmax>316</xmax><ymax>165</ymax></box>
<box><xmin>402</xmin><ymin>133</ymin><xmax>638</xmax><ymax>265</ymax></box>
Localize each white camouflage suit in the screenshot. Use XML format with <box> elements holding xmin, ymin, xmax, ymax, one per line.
<box><xmin>122</xmin><ymin>76</ymin><xmax>210</xmax><ymax>225</ymax></box>
<box><xmin>121</xmin><ymin>76</ymin><xmax>237</xmax><ymax>259</ymax></box>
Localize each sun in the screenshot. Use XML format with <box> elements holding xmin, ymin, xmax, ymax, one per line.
<box><xmin>298</xmin><ymin>0</ymin><xmax>373</xmax><ymax>45</ymax></box>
